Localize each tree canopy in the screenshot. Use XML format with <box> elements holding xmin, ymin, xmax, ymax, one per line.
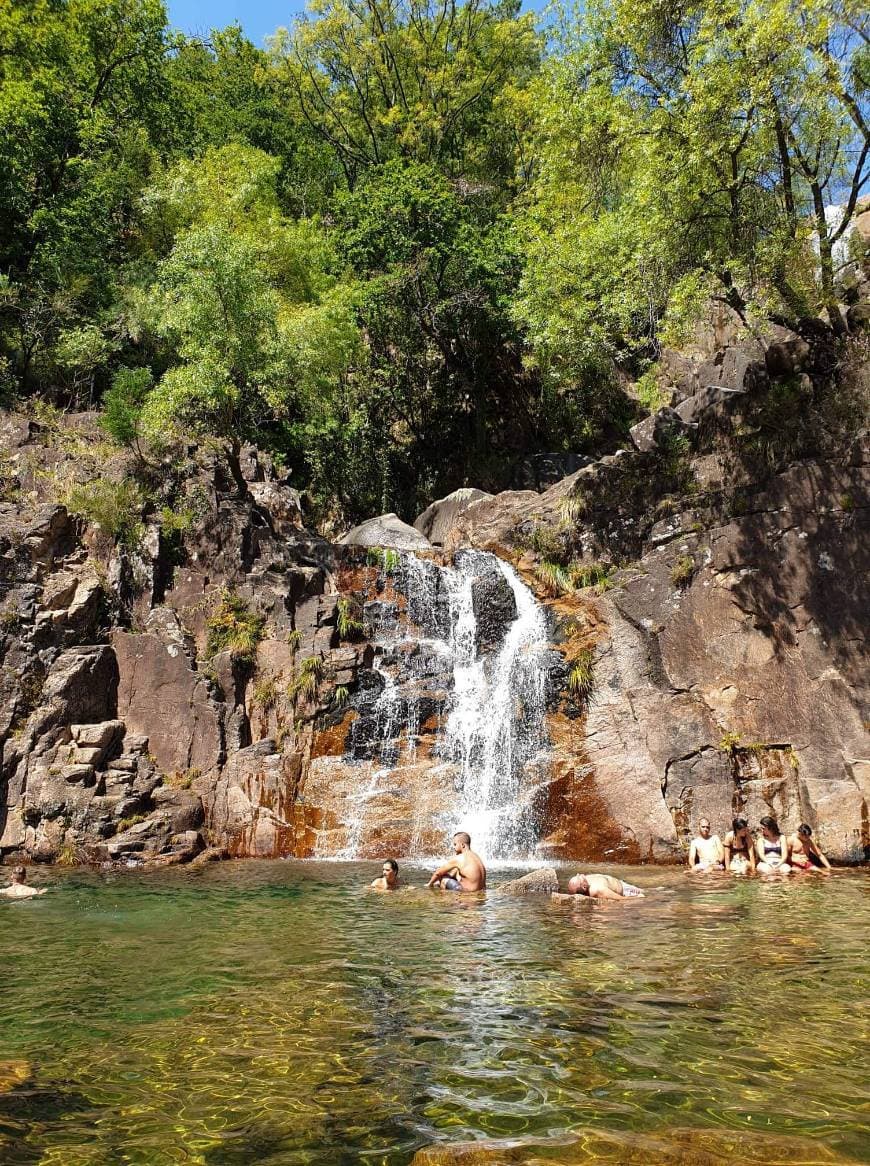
<box><xmin>1</xmin><ymin>0</ymin><xmax>867</xmax><ymax>521</ymax></box>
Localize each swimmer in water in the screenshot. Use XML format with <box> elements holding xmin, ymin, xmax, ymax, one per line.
<box><xmin>370</xmin><ymin>858</ymin><xmax>401</xmax><ymax>890</ymax></box>
<box><xmin>723</xmin><ymin>818</ymin><xmax>756</xmax><ymax>874</ymax></box>
<box><xmin>427</xmin><ymin>832</ymin><xmax>486</xmax><ymax>892</ymax></box>
<box><xmin>0</xmin><ymin>866</ymin><xmax>47</xmax><ymax>900</ymax></box>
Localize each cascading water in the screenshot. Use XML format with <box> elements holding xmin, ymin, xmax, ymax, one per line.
<box><xmin>442</xmin><ymin>553</ymin><xmax>552</xmax><ymax>858</ymax></box>
<box><xmin>340</xmin><ymin>548</ymin><xmax>553</xmax><ymax>860</ymax></box>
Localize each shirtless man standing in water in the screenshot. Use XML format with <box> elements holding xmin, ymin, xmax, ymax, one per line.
<box><xmin>427</xmin><ymin>832</ymin><xmax>486</xmax><ymax>891</ymax></box>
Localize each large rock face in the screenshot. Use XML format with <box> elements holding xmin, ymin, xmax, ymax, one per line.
<box><xmin>1</xmin><ymin>347</ymin><xmax>867</xmax><ymax>869</ymax></box>
<box><xmin>113</xmin><ymin>611</ymin><xmax>224</xmax><ymax>779</ymax></box>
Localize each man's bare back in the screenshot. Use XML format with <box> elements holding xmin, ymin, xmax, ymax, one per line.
<box><xmin>427</xmin><ymin>832</ymin><xmax>486</xmax><ymax>891</ymax></box>
<box><xmin>1</xmin><ymin>867</ymin><xmax>46</xmax><ymax>900</ymax></box>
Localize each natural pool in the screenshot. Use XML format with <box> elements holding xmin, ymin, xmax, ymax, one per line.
<box><xmin>1</xmin><ymin>861</ymin><xmax>868</xmax><ymax>1165</ymax></box>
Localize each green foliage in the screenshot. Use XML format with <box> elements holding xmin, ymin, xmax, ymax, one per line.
<box><xmin>205</xmin><ymin>591</ymin><xmax>265</xmax><ymax>664</ymax></box>
<box><xmin>63</xmin><ymin>478</ymin><xmax>147</xmax><ymax>545</ymax></box>
<box><xmin>287</xmin><ymin>655</ymin><xmax>324</xmax><ymax>702</ymax></box>
<box><xmin>116</xmin><ymin>814</ymin><xmax>147</xmax><ymax>833</ymax></box>
<box><xmin>2</xmin><ymin>0</ymin><xmax>866</xmax><ymax>525</ymax></box>
<box><xmin>252</xmin><ymin>677</ymin><xmax>279</xmax><ymax>712</ymax></box>
<box><xmin>719</xmin><ymin>731</ymin><xmax>742</xmax><ymax>752</ymax></box>
<box><xmin>336</xmin><ymin>597</ymin><xmax>364</xmax><ymax>640</ymax></box>
<box><xmin>286</xmin><ymin>629</ymin><xmax>303</xmax><ymax>651</ymax></box>
<box><xmin>367</xmin><ymin>547</ymin><xmax>401</xmax><ymax>574</ymax></box>
<box><xmin>134</xmin><ymin>145</ymin><xmax>360</xmax><ymax>456</ymax></box>
<box><xmin>165</xmin><ymin>767</ymin><xmax>200</xmax><ymax>790</ymax></box>
<box><xmin>566</xmin><ymin>650</ymin><xmax>595</xmax><ymax>703</ymax></box>
<box><xmin>533</xmin><ymin>559</ymin><xmax>574</xmax><ymax>597</ymax></box>
<box><xmin>516</xmin><ymin>0</ymin><xmax>870</xmax><ymax>379</ymax></box>
<box><xmin>670</xmin><ymin>555</ymin><xmax>696</xmax><ymax>589</ymax></box>
<box><xmin>274</xmin><ymin>0</ymin><xmax>540</xmax><ymax>187</ymax></box>
<box><xmin>56</xmin><ymin>841</ymin><xmax>81</xmax><ymax>868</ymax></box>
<box><xmin>635</xmin><ymin>368</ymin><xmax>670</xmax><ymax>414</ymax></box>
<box><xmin>101</xmin><ymin>367</ymin><xmax>153</xmax><ymax>451</ymax></box>
<box><xmin>333</xmin><ymin>685</ymin><xmax>350</xmax><ymax>708</ymax></box>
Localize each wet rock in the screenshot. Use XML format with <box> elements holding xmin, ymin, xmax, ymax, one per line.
<box><xmin>202</xmin><ymin>742</ymin><xmax>305</xmax><ymax>857</ymax></box>
<box><xmin>189</xmin><ymin>845</ymin><xmax>228</xmax><ymax>868</ymax></box>
<box><xmin>470</xmin><ymin>568</ymin><xmax>516</xmax><ymax>653</ymax></box>
<box><xmin>495</xmin><ymin>868</ymin><xmax>559</xmax><ymax>895</ymax></box>
<box><xmin>338</xmin><ymin>513</ymin><xmax>432</xmax><ymax>550</ymax></box>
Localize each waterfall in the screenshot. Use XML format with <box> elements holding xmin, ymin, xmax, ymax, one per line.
<box><xmin>443</xmin><ymin>554</ymin><xmax>551</xmax><ymax>858</ymax></box>
<box><xmin>340</xmin><ymin>549</ymin><xmax>553</xmax><ymax>860</ymax></box>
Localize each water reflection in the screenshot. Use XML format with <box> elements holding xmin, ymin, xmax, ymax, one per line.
<box><xmin>0</xmin><ymin>862</ymin><xmax>868</xmax><ymax>1164</ymax></box>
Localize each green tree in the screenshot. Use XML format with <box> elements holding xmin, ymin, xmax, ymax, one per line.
<box><xmin>0</xmin><ymin>0</ymin><xmax>169</xmax><ymax>396</ymax></box>
<box><xmin>134</xmin><ymin>145</ymin><xmax>359</xmax><ymax>484</ymax></box>
<box><xmin>325</xmin><ymin>159</ymin><xmax>532</xmax><ymax>517</ymax></box>
<box><xmin>517</xmin><ymin>0</ymin><xmax>870</xmax><ymax>389</ymax></box>
<box><xmin>272</xmin><ymin>0</ymin><xmax>540</xmax><ymax>190</ymax></box>
<box><xmin>163</xmin><ymin>25</ymin><xmax>340</xmax><ymax>215</ymax></box>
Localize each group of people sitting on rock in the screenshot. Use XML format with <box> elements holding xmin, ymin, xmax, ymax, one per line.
<box><xmin>371</xmin><ymin>832</ymin><xmax>646</xmax><ymax>899</ymax></box>
<box><xmin>689</xmin><ymin>815</ymin><xmax>831</xmax><ymax>874</ymax></box>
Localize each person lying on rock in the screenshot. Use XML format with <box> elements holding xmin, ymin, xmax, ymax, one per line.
<box><xmin>787</xmin><ymin>824</ymin><xmax>831</xmax><ymax>872</ymax></box>
<box><xmin>565</xmin><ymin>873</ymin><xmax>644</xmax><ymax>900</ymax></box>
<box><xmin>0</xmin><ymin>866</ymin><xmax>47</xmax><ymax>900</ymax></box>
<box><xmin>427</xmin><ymin>832</ymin><xmax>486</xmax><ymax>892</ymax></box>
<box><xmin>688</xmin><ymin>817</ymin><xmax>725</xmax><ymax>871</ymax></box>
<box><xmin>370</xmin><ymin>859</ymin><xmax>401</xmax><ymax>890</ymax></box>
<box><xmin>756</xmin><ymin>817</ymin><xmax>791</xmax><ymax>874</ymax></box>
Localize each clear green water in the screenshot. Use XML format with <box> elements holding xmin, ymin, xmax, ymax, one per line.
<box><xmin>1</xmin><ymin>862</ymin><xmax>868</xmax><ymax>1165</ymax></box>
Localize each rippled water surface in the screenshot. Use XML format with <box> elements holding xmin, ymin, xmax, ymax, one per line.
<box><xmin>1</xmin><ymin>862</ymin><xmax>868</xmax><ymax>1165</ymax></box>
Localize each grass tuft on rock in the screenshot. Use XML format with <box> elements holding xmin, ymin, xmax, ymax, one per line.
<box><xmin>206</xmin><ymin>591</ymin><xmax>265</xmax><ymax>665</ymax></box>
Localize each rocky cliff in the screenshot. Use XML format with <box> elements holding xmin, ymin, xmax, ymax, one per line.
<box><xmin>0</xmin><ymin>321</ymin><xmax>867</xmax><ymax>867</ymax></box>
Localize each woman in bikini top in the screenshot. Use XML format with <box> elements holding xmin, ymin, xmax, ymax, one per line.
<box><xmin>787</xmin><ymin>823</ymin><xmax>831</xmax><ymax>871</ymax></box>
<box><xmin>756</xmin><ymin>816</ymin><xmax>791</xmax><ymax>873</ymax></box>
<box><xmin>724</xmin><ymin>817</ymin><xmax>755</xmax><ymax>873</ymax></box>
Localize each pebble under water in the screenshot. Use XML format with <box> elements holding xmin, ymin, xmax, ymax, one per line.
<box><xmin>1</xmin><ymin>861</ymin><xmax>868</xmax><ymax>1165</ymax></box>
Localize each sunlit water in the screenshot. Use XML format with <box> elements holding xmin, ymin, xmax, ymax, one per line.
<box><xmin>1</xmin><ymin>862</ymin><xmax>868</xmax><ymax>1165</ymax></box>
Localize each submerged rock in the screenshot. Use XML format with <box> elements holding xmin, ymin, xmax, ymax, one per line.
<box><xmin>494</xmin><ymin>868</ymin><xmax>559</xmax><ymax>895</ymax></box>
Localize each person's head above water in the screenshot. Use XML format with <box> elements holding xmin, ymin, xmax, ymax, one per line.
<box><xmin>567</xmin><ymin>874</ymin><xmax>590</xmax><ymax>895</ymax></box>
<box><xmin>453</xmin><ymin>832</ymin><xmax>471</xmax><ymax>853</ymax></box>
<box><xmin>759</xmin><ymin>816</ymin><xmax>780</xmax><ymax>837</ymax></box>
<box><xmin>381</xmin><ymin>858</ymin><xmax>399</xmax><ymax>885</ymax></box>
<box><xmin>11</xmin><ymin>866</ymin><xmax>26</xmax><ymax>884</ymax></box>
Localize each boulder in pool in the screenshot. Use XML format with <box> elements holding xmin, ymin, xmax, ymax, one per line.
<box><xmin>495</xmin><ymin>868</ymin><xmax>560</xmax><ymax>895</ymax></box>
